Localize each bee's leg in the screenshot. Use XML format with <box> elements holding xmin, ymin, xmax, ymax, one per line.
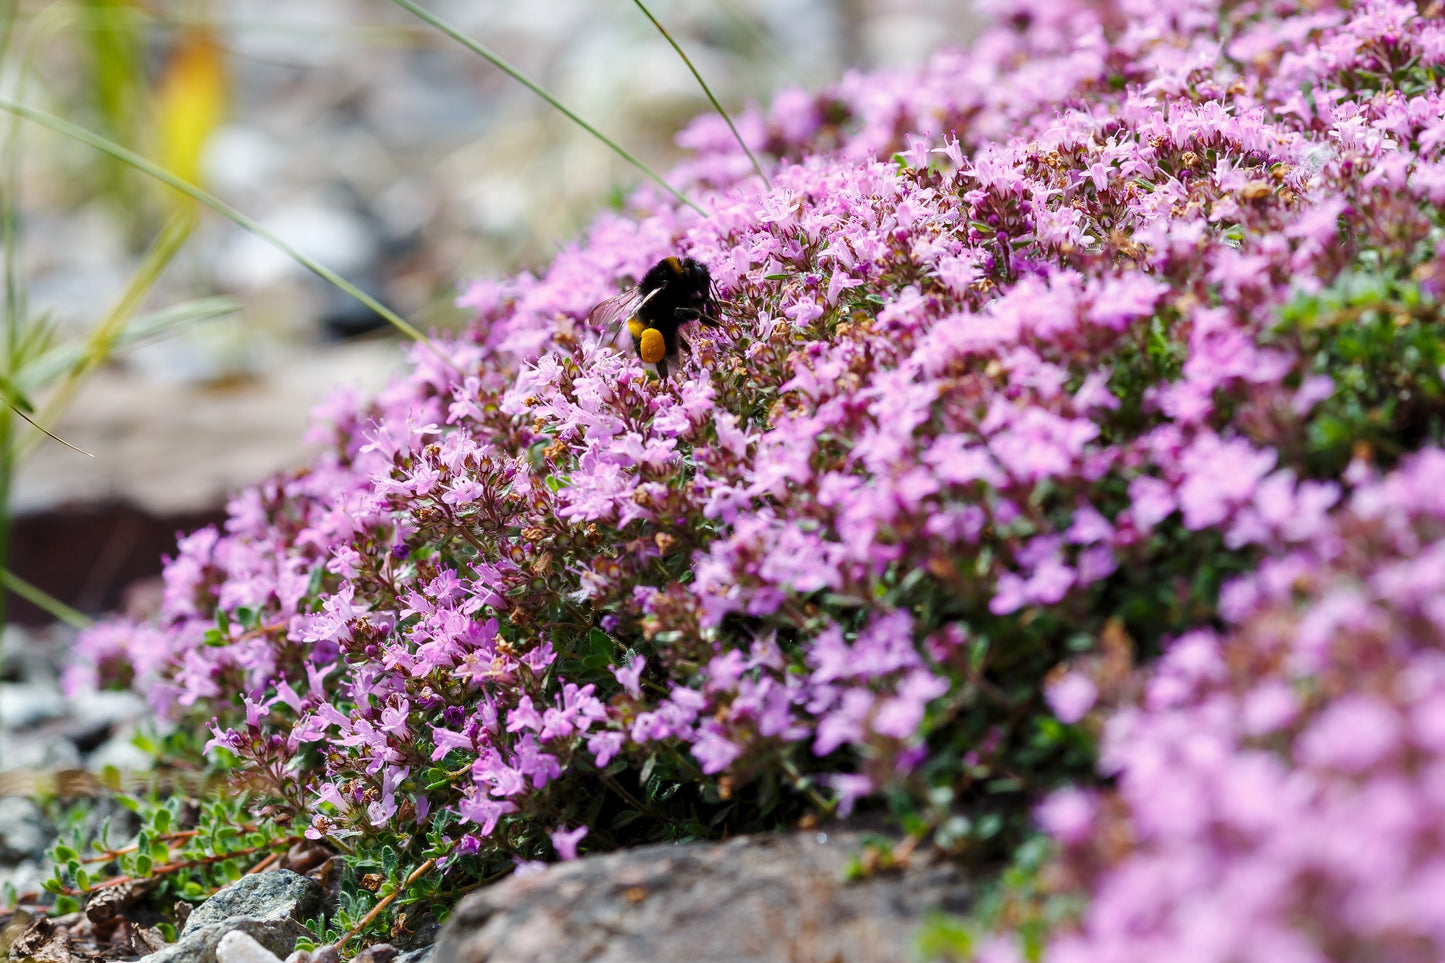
<box><xmin>656</xmin><ymin>356</ymin><xmax>670</xmax><ymax>379</ymax></box>
<box><xmin>680</xmin><ymin>335</ymin><xmax>692</xmax><ymax>354</ymax></box>
<box><xmin>683</xmin><ymin>305</ymin><xmax>721</xmax><ymax>328</ymax></box>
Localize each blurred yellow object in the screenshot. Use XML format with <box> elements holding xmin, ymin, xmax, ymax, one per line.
<box><xmin>154</xmin><ymin>30</ymin><xmax>226</xmax><ymax>191</ymax></box>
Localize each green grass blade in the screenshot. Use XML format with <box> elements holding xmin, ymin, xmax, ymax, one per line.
<box><xmin>1</xmin><ymin>567</ymin><xmax>94</xmax><ymax>629</ymax></box>
<box><xmin>21</xmin><ymin>209</ymin><xmax>191</xmax><ymax>458</ymax></box>
<box><xmin>0</xmin><ymin>96</ymin><xmax>443</xmax><ymax>356</ymax></box>
<box><xmin>0</xmin><ymin>396</ymin><xmax>91</xmax><ymax>458</ymax></box>
<box><xmin>631</xmin><ymin>0</ymin><xmax>770</xmax><ymax>188</ymax></box>
<box><xmin>386</xmin><ymin>0</ymin><xmax>705</xmax><ymax>215</ymax></box>
<box><xmin>19</xmin><ymin>297</ymin><xmax>239</xmax><ymax>391</ymax></box>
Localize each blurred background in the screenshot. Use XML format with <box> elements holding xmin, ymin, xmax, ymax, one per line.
<box><xmin>0</xmin><ymin>0</ymin><xmax>983</xmax><ymax>624</ymax></box>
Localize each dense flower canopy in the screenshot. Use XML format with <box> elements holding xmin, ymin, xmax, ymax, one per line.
<box><xmin>71</xmin><ymin>0</ymin><xmax>1445</xmax><ymax>957</ymax></box>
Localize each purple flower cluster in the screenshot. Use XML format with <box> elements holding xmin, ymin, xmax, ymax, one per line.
<box><xmin>1037</xmin><ymin>451</ymin><xmax>1445</xmax><ymax>963</ymax></box>
<box><xmin>66</xmin><ymin>0</ymin><xmax>1445</xmax><ymax>945</ymax></box>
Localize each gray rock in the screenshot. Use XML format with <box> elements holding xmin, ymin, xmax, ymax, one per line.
<box><xmin>431</xmin><ymin>829</ymin><xmax>972</xmax><ymax>963</ymax></box>
<box><xmin>142</xmin><ymin>917</ymin><xmax>312</xmax><ymax>963</ymax></box>
<box><xmin>0</xmin><ymin>797</ymin><xmax>49</xmax><ymax>861</ymax></box>
<box><xmin>138</xmin><ymin>871</ymin><xmax>325</xmax><ymax>963</ymax></box>
<box><xmin>182</xmin><ymin>871</ymin><xmax>323</xmax><ymax>935</ymax></box>
<box><xmin>0</xmin><ymin>861</ymin><xmax>48</xmax><ymax>903</ymax></box>
<box><xmin>70</xmin><ymin>688</ymin><xmax>148</xmax><ymax>729</ymax></box>
<box><xmin>393</xmin><ymin>946</ymin><xmax>434</xmax><ymax>963</ymax></box>
<box><xmin>88</xmin><ymin>727</ymin><xmax>160</xmax><ymax>771</ymax></box>
<box><xmin>0</xmin><ymin>730</ymin><xmax>83</xmax><ymax>771</ymax></box>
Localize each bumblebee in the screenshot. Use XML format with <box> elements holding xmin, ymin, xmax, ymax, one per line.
<box><xmin>588</xmin><ymin>256</ymin><xmax>720</xmax><ymax>379</ymax></box>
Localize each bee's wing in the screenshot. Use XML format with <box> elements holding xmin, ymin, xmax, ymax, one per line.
<box><xmin>587</xmin><ymin>289</ymin><xmax>641</xmax><ymax>348</ymax></box>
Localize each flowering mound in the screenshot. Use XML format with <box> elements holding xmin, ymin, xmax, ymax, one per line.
<box><xmin>68</xmin><ymin>0</ymin><xmax>1445</xmax><ymax>954</ymax></box>
<box><xmin>1041</xmin><ymin>450</ymin><xmax>1445</xmax><ymax>963</ymax></box>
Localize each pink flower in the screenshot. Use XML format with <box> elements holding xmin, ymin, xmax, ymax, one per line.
<box><xmin>1296</xmin><ymin>695</ymin><xmax>1402</xmax><ymax>773</ymax></box>
<box><xmin>1035</xmin><ymin>787</ymin><xmax>1096</xmax><ymax>846</ymax></box>
<box><xmin>549</xmin><ymin>824</ymin><xmax>588</xmax><ymax>861</ymax></box>
<box><xmin>1046</xmin><ymin>672</ymin><xmax>1098</xmax><ymax>724</ymax></box>
<box><xmin>613</xmin><ymin>657</ymin><xmax>646</xmax><ymax>699</ymax></box>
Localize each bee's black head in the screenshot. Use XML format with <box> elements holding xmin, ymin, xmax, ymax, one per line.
<box><xmin>679</xmin><ymin>257</ymin><xmax>711</xmax><ymax>288</ymax></box>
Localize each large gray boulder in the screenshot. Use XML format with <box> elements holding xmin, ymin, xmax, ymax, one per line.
<box><xmin>431</xmin><ymin>829</ymin><xmax>971</xmax><ymax>963</ymax></box>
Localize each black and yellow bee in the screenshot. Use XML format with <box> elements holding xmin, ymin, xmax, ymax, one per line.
<box><xmin>588</xmin><ymin>256</ymin><xmax>720</xmax><ymax>379</ymax></box>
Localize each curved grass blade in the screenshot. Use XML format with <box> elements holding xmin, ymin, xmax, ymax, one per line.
<box><xmin>631</xmin><ymin>0</ymin><xmax>771</xmax><ymax>188</ymax></box>
<box><xmin>20</xmin><ymin>209</ymin><xmax>192</xmax><ymax>460</ymax></box>
<box><xmin>0</xmin><ymin>391</ymin><xmax>92</xmax><ymax>457</ymax></box>
<box><xmin>0</xmin><ymin>97</ymin><xmax>444</xmax><ymax>358</ymax></box>
<box><xmin>385</xmin><ymin>0</ymin><xmax>705</xmax><ymax>215</ymax></box>
<box><xmin>0</xmin><ymin>567</ymin><xmax>94</xmax><ymax>629</ymax></box>
<box><xmin>19</xmin><ymin>297</ymin><xmax>238</xmax><ymax>391</ymax></box>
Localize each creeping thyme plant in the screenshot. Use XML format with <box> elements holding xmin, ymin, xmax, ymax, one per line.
<box><xmin>55</xmin><ymin>0</ymin><xmax>1445</xmax><ymax>957</ymax></box>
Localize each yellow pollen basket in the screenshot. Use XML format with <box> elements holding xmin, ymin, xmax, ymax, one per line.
<box><xmin>627</xmin><ymin>316</ymin><xmax>646</xmax><ymax>339</ymax></box>
<box><xmin>639</xmin><ymin>327</ymin><xmax>666</xmax><ymax>364</ymax></box>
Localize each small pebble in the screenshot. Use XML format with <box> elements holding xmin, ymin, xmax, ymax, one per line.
<box><xmin>354</xmin><ymin>944</ymin><xmax>398</xmax><ymax>963</ymax></box>
<box><xmin>283</xmin><ymin>951</ymin><xmax>311</xmax><ymax>963</ymax></box>
<box><xmin>215</xmin><ymin>930</ymin><xmax>284</xmax><ymax>963</ymax></box>
<box><xmin>310</xmin><ymin>946</ymin><xmax>341</xmax><ymax>963</ymax></box>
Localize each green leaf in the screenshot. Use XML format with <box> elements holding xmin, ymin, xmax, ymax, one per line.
<box><xmin>916</xmin><ymin>913</ymin><xmax>975</xmax><ymax>960</ymax></box>
<box><xmin>55</xmin><ymin>894</ymin><xmax>79</xmax><ymax>915</ymax></box>
<box><xmin>307</xmin><ymin>565</ymin><xmax>326</xmax><ymax>598</ymax></box>
<box><xmin>152</xmin><ymin>807</ymin><xmax>172</xmax><ymax>834</ymax></box>
<box><xmin>135</xmin><ymin>853</ymin><xmax>152</xmax><ymax>876</ymax></box>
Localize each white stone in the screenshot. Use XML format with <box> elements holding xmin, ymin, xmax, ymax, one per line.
<box><xmin>0</xmin><ymin>682</ymin><xmax>67</xmax><ymax>729</ymax></box>
<box><xmin>87</xmin><ymin>729</ymin><xmax>159</xmax><ymax>773</ymax></box>
<box><xmin>216</xmin><ymin>930</ymin><xmax>285</xmax><ymax>963</ymax></box>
